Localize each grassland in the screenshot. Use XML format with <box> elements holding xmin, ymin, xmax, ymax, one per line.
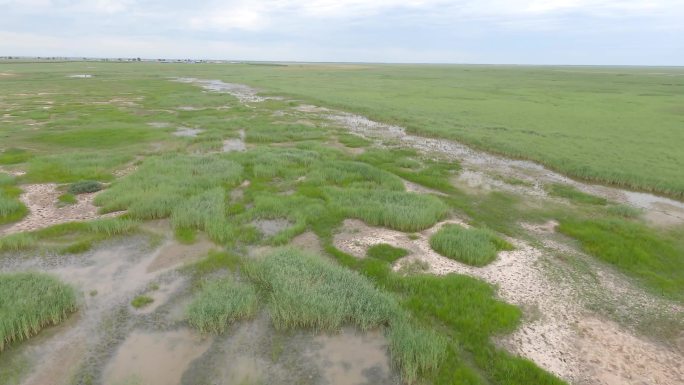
<box><xmin>0</xmin><ymin>272</ymin><xmax>77</xmax><ymax>351</ymax></box>
<box><xmin>0</xmin><ymin>61</ymin><xmax>681</xmax><ymax>385</ymax></box>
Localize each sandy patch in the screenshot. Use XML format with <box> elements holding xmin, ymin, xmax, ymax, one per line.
<box><xmin>0</xmin><ymin>183</ymin><xmax>122</xmax><ymax>235</ymax></box>
<box><xmin>290</xmin><ymin>231</ymin><xmax>323</xmax><ymax>255</ymax></box>
<box><xmin>146</xmin><ymin>235</ymin><xmax>217</xmax><ymax>273</ymax></box>
<box><xmin>403</xmin><ymin>179</ymin><xmax>446</xmax><ymax>196</ymax></box>
<box><xmin>333</xmin><ymin>219</ymin><xmax>684</xmax><ymax>385</ymax></box>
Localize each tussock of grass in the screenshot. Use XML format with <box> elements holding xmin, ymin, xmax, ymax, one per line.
<box><xmin>0</xmin><ymin>177</ymin><xmax>27</xmax><ymax>225</ymax></box>
<box><xmin>310</xmin><ymin>161</ymin><xmax>404</xmax><ymax>190</ymax></box>
<box><xmin>327</xmin><ymin>188</ymin><xmax>447</xmax><ymax>232</ymax></box>
<box><xmin>547</xmin><ymin>183</ymin><xmax>607</xmax><ymax>205</ymax></box>
<box><xmin>606</xmin><ymin>204</ymin><xmax>641</xmax><ymax>218</ymax></box>
<box><xmin>95</xmin><ymin>154</ymin><xmax>242</xmax><ymax>219</ymax></box>
<box><xmin>0</xmin><ymin>232</ymin><xmax>37</xmax><ymax>251</ymax></box>
<box><xmin>558</xmin><ymin>218</ymin><xmax>684</xmax><ymax>300</ymax></box>
<box><xmin>240</xmin><ymin>147</ymin><xmax>320</xmax><ymax>179</ymax></box>
<box><xmin>0</xmin><ymin>272</ymin><xmax>77</xmax><ymax>351</ymax></box>
<box><xmin>187</xmin><ymin>277</ymin><xmax>258</xmax><ymax>333</ymax></box>
<box><xmin>430</xmin><ymin>224</ymin><xmax>512</xmax><ymax>266</ymax></box>
<box><xmin>130</xmin><ymin>295</ymin><xmax>153</xmax><ymax>309</ymax></box>
<box><xmin>68</xmin><ymin>180</ymin><xmax>103</xmax><ymax>194</ymax></box>
<box><xmin>245</xmin><ymin>248</ymin><xmax>397</xmax><ymax>331</ymax></box>
<box><xmin>367</xmin><ymin>243</ymin><xmax>410</xmax><ymax>263</ymax></box>
<box><xmin>388</xmin><ymin>318</ymin><xmax>447</xmax><ymax>384</ymax></box>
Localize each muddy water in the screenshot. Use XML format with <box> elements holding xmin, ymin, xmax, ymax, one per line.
<box><xmin>173</xmin><ymin>127</ymin><xmax>203</xmax><ymax>137</ymax></box>
<box><xmin>0</xmin><ymin>227</ymin><xmax>217</xmax><ymax>385</ymax></box>
<box><xmin>174</xmin><ymin>77</ymin><xmax>272</xmax><ymax>104</ymax></box>
<box><xmin>222</xmin><ymin>129</ymin><xmax>246</xmax><ymax>153</ymax></box>
<box><xmin>304</xmin><ymin>328</ymin><xmax>395</xmax><ymax>385</ymax></box>
<box><xmin>103</xmin><ymin>328</ymin><xmax>212</xmax><ymax>385</ymax></box>
<box><xmin>184</xmin><ymin>313</ymin><xmax>399</xmax><ymax>385</ymax></box>
<box><xmin>253</xmin><ymin>218</ymin><xmax>292</xmax><ymax>237</ymax></box>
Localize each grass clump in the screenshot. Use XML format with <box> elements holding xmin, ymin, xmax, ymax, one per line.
<box><xmin>95</xmin><ymin>154</ymin><xmax>242</xmax><ymax>219</ymax></box>
<box><xmin>367</xmin><ymin>243</ymin><xmax>410</xmax><ymax>263</ymax></box>
<box><xmin>246</xmin><ymin>248</ymin><xmax>397</xmax><ymax>331</ymax></box>
<box><xmin>547</xmin><ymin>183</ymin><xmax>607</xmax><ymax>205</ymax></box>
<box><xmin>606</xmin><ymin>204</ymin><xmax>642</xmax><ymax>218</ymax></box>
<box><xmin>187</xmin><ymin>277</ymin><xmax>258</xmax><ymax>334</ymax></box>
<box><xmin>388</xmin><ymin>318</ymin><xmax>447</xmax><ymax>384</ymax></box>
<box><xmin>0</xmin><ymin>232</ymin><xmax>37</xmax><ymax>252</ymax></box>
<box><xmin>130</xmin><ymin>295</ymin><xmax>154</xmax><ymax>309</ymax></box>
<box><xmin>68</xmin><ymin>180</ymin><xmax>103</xmax><ymax>194</ymax></box>
<box><xmin>430</xmin><ymin>224</ymin><xmax>513</xmax><ymax>266</ymax></box>
<box><xmin>327</xmin><ymin>188</ymin><xmax>447</xmax><ymax>232</ymax></box>
<box><xmin>558</xmin><ymin>218</ymin><xmax>684</xmax><ymax>300</ymax></box>
<box><xmin>0</xmin><ymin>272</ymin><xmax>77</xmax><ymax>351</ymax></box>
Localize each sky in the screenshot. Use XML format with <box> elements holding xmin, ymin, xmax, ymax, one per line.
<box><xmin>0</xmin><ymin>0</ymin><xmax>682</xmax><ymax>65</ymax></box>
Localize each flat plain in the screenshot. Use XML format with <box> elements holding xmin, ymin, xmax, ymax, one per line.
<box><xmin>0</xmin><ymin>61</ymin><xmax>682</xmax><ymax>385</ymax></box>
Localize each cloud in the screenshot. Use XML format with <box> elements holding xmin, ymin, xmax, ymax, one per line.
<box><xmin>0</xmin><ymin>0</ymin><xmax>682</xmax><ymax>63</ymax></box>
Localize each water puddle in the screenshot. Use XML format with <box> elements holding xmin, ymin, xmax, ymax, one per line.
<box><xmin>174</xmin><ymin>77</ymin><xmax>272</xmax><ymax>103</ymax></box>
<box><xmin>146</xmin><ymin>235</ymin><xmax>216</xmax><ymax>273</ymax></box>
<box><xmin>67</xmin><ymin>74</ymin><xmax>92</xmax><ymax>78</ymax></box>
<box><xmin>252</xmin><ymin>218</ymin><xmax>292</xmax><ymax>237</ymax></box>
<box><xmin>173</xmin><ymin>127</ymin><xmax>203</xmax><ymax>137</ymax></box>
<box><xmin>103</xmin><ymin>328</ymin><xmax>212</xmax><ymax>385</ymax></box>
<box><xmin>223</xmin><ymin>129</ymin><xmax>246</xmax><ymax>152</ymax></box>
<box><xmin>304</xmin><ymin>327</ymin><xmax>395</xmax><ymax>385</ymax></box>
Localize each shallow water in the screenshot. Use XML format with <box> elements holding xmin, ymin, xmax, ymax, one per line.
<box><xmin>103</xmin><ymin>328</ymin><xmax>212</xmax><ymax>385</ymax></box>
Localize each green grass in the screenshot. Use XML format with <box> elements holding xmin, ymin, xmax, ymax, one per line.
<box><xmin>187</xmin><ymin>277</ymin><xmax>258</xmax><ymax>334</ymax></box>
<box><xmin>245</xmin><ymin>248</ymin><xmax>397</xmax><ymax>331</ymax></box>
<box><xmin>130</xmin><ymin>295</ymin><xmax>154</xmax><ymax>309</ymax></box>
<box><xmin>0</xmin><ymin>188</ymin><xmax>27</xmax><ymax>225</ymax></box>
<box><xmin>0</xmin><ymin>148</ymin><xmax>31</xmax><ymax>165</ymax></box>
<box><xmin>25</xmin><ymin>152</ymin><xmax>131</xmax><ymax>183</ymax></box>
<box><xmin>95</xmin><ymin>154</ymin><xmax>243</xmax><ymax>221</ymax></box>
<box><xmin>367</xmin><ymin>243</ymin><xmax>410</xmax><ymax>263</ymax></box>
<box><xmin>0</xmin><ymin>272</ymin><xmax>77</xmax><ymax>351</ymax></box>
<box><xmin>546</xmin><ymin>183</ymin><xmax>607</xmax><ymax>205</ymax></box>
<box><xmin>206</xmin><ymin>64</ymin><xmax>684</xmax><ymax>199</ymax></box>
<box><xmin>57</xmin><ymin>193</ymin><xmax>77</xmax><ymax>205</ymax></box>
<box><xmin>430</xmin><ymin>224</ymin><xmax>513</xmax><ymax>266</ymax></box>
<box><xmin>326</xmin><ymin>188</ymin><xmax>448</xmax><ymax>232</ymax></box>
<box><xmin>558</xmin><ymin>218</ymin><xmax>684</xmax><ymax>300</ymax></box>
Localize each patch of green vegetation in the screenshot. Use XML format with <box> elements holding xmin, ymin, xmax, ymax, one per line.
<box><xmin>0</xmin><ymin>218</ymin><xmax>138</xmax><ymax>253</ymax></box>
<box><xmin>245</xmin><ymin>248</ymin><xmax>397</xmax><ymax>331</ymax></box>
<box><xmin>174</xmin><ymin>227</ymin><xmax>197</xmax><ymax>244</ymax></box>
<box><xmin>547</xmin><ymin>183</ymin><xmax>607</xmax><ymax>205</ymax></box>
<box><xmin>606</xmin><ymin>204</ymin><xmax>642</xmax><ymax>218</ymax></box>
<box><xmin>96</xmin><ymin>154</ymin><xmax>242</xmax><ymax>221</ymax></box>
<box><xmin>388</xmin><ymin>318</ymin><xmax>447</xmax><ymax>384</ymax></box>
<box><xmin>337</xmin><ymin>133</ymin><xmax>371</xmax><ymax>148</ymax></box>
<box><xmin>130</xmin><ymin>295</ymin><xmax>153</xmax><ymax>309</ymax></box>
<box><xmin>190</xmin><ymin>251</ymin><xmax>243</xmax><ymax>278</ymax></box>
<box><xmin>68</xmin><ymin>180</ymin><xmax>103</xmax><ymax>194</ymax></box>
<box><xmin>366</xmin><ymin>243</ymin><xmax>410</xmax><ymax>263</ymax></box>
<box><xmin>0</xmin><ymin>183</ymin><xmax>27</xmax><ymax>225</ymax></box>
<box><xmin>35</xmin><ymin>127</ymin><xmax>159</xmax><ymax>149</ymax></box>
<box><xmin>25</xmin><ymin>152</ymin><xmax>131</xmax><ymax>183</ymax></box>
<box><xmin>558</xmin><ymin>218</ymin><xmax>684</xmax><ymax>300</ymax></box>
<box><xmin>430</xmin><ymin>224</ymin><xmax>513</xmax><ymax>266</ymax></box>
<box><xmin>326</xmin><ymin>188</ymin><xmax>447</xmax><ymax>232</ymax></box>
<box><xmin>0</xmin><ymin>148</ymin><xmax>31</xmax><ymax>165</ymax></box>
<box><xmin>0</xmin><ymin>272</ymin><xmax>77</xmax><ymax>351</ymax></box>
<box><xmin>187</xmin><ymin>277</ymin><xmax>258</xmax><ymax>334</ymax></box>
<box><xmin>57</xmin><ymin>193</ymin><xmax>77</xmax><ymax>205</ymax></box>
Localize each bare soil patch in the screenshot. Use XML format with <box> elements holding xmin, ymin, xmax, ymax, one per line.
<box><xmin>0</xmin><ymin>183</ymin><xmax>122</xmax><ymax>235</ymax></box>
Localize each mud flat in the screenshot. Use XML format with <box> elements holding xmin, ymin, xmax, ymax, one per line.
<box><xmin>333</xmin><ymin>218</ymin><xmax>684</xmax><ymax>385</ymax></box>
<box><xmin>0</xmin><ymin>183</ymin><xmax>123</xmax><ymax>236</ymax></box>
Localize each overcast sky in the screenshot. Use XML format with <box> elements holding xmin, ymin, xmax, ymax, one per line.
<box><xmin>1</xmin><ymin>0</ymin><xmax>682</xmax><ymax>65</ymax></box>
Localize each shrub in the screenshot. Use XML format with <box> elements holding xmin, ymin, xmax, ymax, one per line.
<box><xmin>131</xmin><ymin>295</ymin><xmax>154</xmax><ymax>309</ymax></box>
<box><xmin>68</xmin><ymin>180</ymin><xmax>103</xmax><ymax>194</ymax></box>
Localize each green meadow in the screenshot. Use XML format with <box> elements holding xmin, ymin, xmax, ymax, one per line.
<box><xmin>0</xmin><ymin>61</ymin><xmax>682</xmax><ymax>385</ymax></box>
